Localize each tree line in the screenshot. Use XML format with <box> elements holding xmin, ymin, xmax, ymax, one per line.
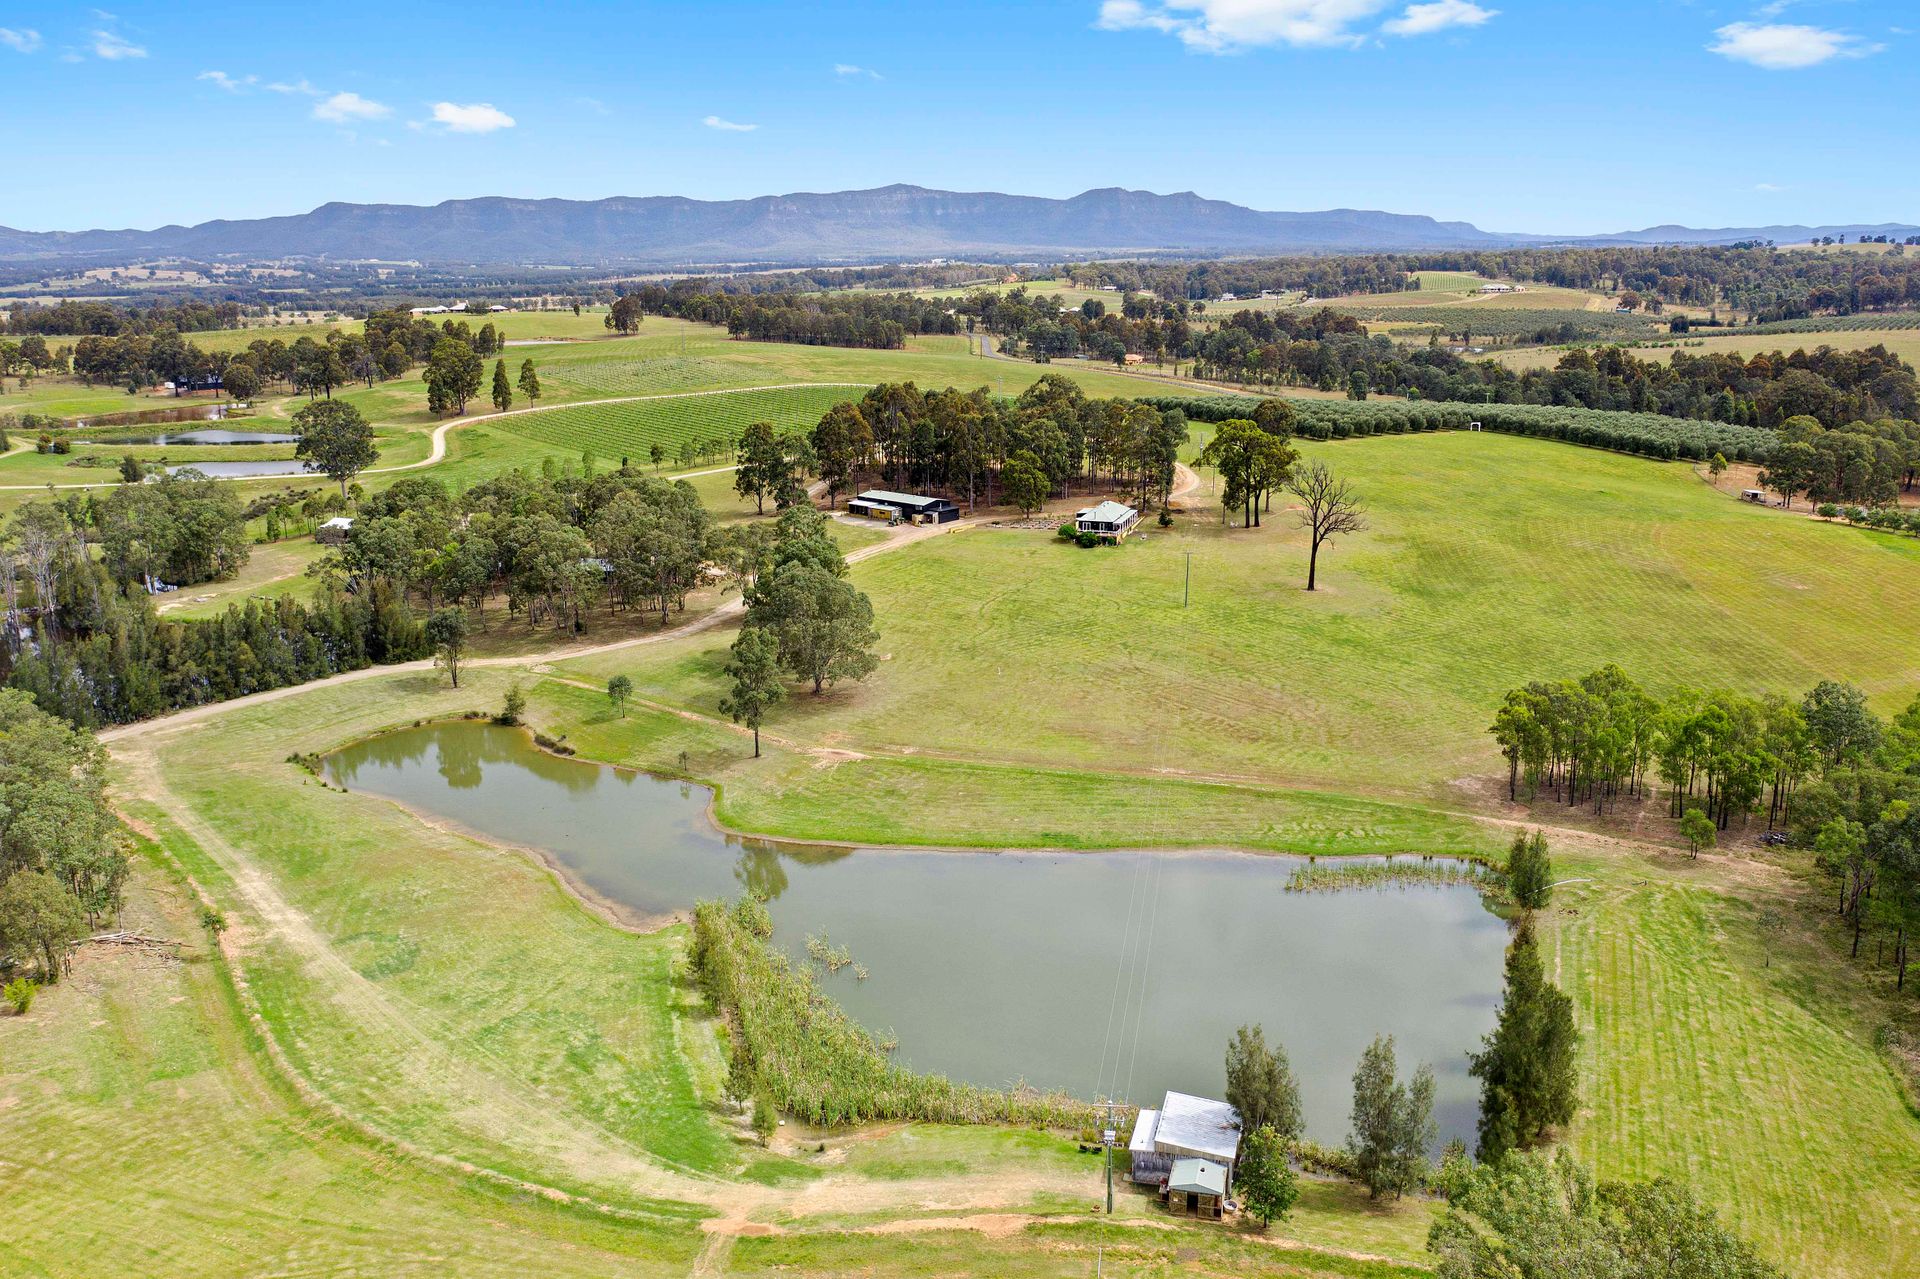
<box><xmin>3</xmin><ymin>298</ymin><xmax>253</xmax><ymax>337</ymax></box>
<box><xmin>1494</xmin><ymin>666</ymin><xmax>1920</xmax><ymax>990</ymax></box>
<box><xmin>804</xmin><ymin>376</ymin><xmax>1188</xmax><ymax>514</ymax></box>
<box><xmin>1407</xmin><ymin>242</ymin><xmax>1920</xmax><ymax>320</ymax></box>
<box><xmin>1758</xmin><ymin>415</ymin><xmax>1920</xmax><ymax>506</ymax></box>
<box><xmin>614</xmin><ymin>282</ymin><xmax>963</xmax><ymax>350</ymax></box>
<box><xmin>1063</xmin><ymin>256</ymin><xmax>1412</xmax><ymax>301</ymax></box>
<box><xmin>1200</xmin><ymin>322</ymin><xmax>1913</xmax><ymax>430</ymax></box>
<box><xmin>0</xmin><ymin>688</ymin><xmax>127</xmax><ymax>1001</ymax></box>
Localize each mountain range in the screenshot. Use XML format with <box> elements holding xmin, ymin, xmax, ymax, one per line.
<box><xmin>0</xmin><ymin>185</ymin><xmax>1913</xmax><ymax>266</ymax></box>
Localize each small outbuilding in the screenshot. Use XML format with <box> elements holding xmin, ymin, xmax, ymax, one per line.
<box><xmin>1165</xmin><ymin>1157</ymin><xmax>1229</xmax><ymax>1219</ymax></box>
<box><xmin>848</xmin><ymin>490</ymin><xmax>960</xmax><ymax>526</ymax></box>
<box><xmin>1740</xmin><ymin>488</ymin><xmax>1767</xmax><ymax>504</ymax></box>
<box><xmin>316</xmin><ymin>516</ymin><xmax>355</xmax><ymax>544</ymax></box>
<box><xmin>1075</xmin><ymin>500</ymin><xmax>1141</xmax><ymax>542</ymax></box>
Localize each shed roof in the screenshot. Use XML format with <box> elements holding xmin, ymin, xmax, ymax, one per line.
<box><xmin>319</xmin><ymin>517</ymin><xmax>354</xmax><ymax>530</ymax></box>
<box><xmin>1076</xmin><ymin>501</ymin><xmax>1138</xmax><ymax>524</ymax></box>
<box><xmin>1128</xmin><ymin>1109</ymin><xmax>1161</xmax><ymax>1156</ymax></box>
<box><xmin>1167</xmin><ymin>1158</ymin><xmax>1228</xmax><ymax>1197</ymax></box>
<box><xmin>1154</xmin><ymin>1091</ymin><xmax>1241</xmax><ymax>1164</ymax></box>
<box><xmin>854</xmin><ymin>489</ymin><xmax>951</xmax><ymax>510</ymax></box>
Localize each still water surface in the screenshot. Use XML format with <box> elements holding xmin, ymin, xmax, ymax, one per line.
<box><xmin>166</xmin><ymin>459</ymin><xmax>314</xmax><ymax>478</ymax></box>
<box><xmin>85</xmin><ymin>429</ymin><xmax>299</xmax><ymax>446</ymax></box>
<box><xmin>326</xmin><ymin>721</ymin><xmax>1508</xmax><ymax>1146</ymax></box>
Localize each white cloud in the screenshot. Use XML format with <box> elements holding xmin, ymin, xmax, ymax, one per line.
<box><xmin>1096</xmin><ymin>0</ymin><xmax>1391</xmax><ymax>52</ymax></box>
<box><xmin>1380</xmin><ymin>1</ymin><xmax>1497</xmax><ymax>37</ymax></box>
<box><xmin>198</xmin><ymin>69</ymin><xmax>257</xmax><ymax>92</ymax></box>
<box><xmin>313</xmin><ymin>91</ymin><xmax>392</xmax><ymax>124</ymax></box>
<box><xmin>833</xmin><ymin>62</ymin><xmax>883</xmax><ymax>78</ymax></box>
<box><xmin>265</xmin><ymin>78</ymin><xmax>320</xmax><ymax>96</ymax></box>
<box><xmin>702</xmin><ymin>115</ymin><xmax>758</xmax><ymax>132</ymax></box>
<box><xmin>575</xmin><ymin>95</ymin><xmax>613</xmax><ymax>115</ymax></box>
<box><xmin>0</xmin><ymin>27</ymin><xmax>42</xmax><ymax>53</ymax></box>
<box><xmin>1708</xmin><ymin>21</ymin><xmax>1881</xmax><ymax>70</ymax></box>
<box><xmin>91</xmin><ymin>28</ymin><xmax>146</xmax><ymax>59</ymax></box>
<box><xmin>1755</xmin><ymin>182</ymin><xmax>1785</xmax><ymax>193</ymax></box>
<box><xmin>430</xmin><ymin>101</ymin><xmax>516</xmax><ymax>133</ymax></box>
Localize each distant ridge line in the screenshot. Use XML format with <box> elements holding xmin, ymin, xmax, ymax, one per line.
<box><xmin>0</xmin><ymin>184</ymin><xmax>1913</xmax><ymax>266</ymax></box>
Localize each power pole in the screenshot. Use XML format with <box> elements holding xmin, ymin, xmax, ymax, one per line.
<box><xmin>1095</xmin><ymin>1097</ymin><xmax>1125</xmax><ymax>1214</ymax></box>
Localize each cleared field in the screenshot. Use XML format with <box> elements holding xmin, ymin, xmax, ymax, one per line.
<box><xmin>1408</xmin><ymin>269</ymin><xmax>1490</xmax><ymax>293</ymax></box>
<box><xmin>488</xmin><ymin>385</ymin><xmax>865</xmax><ymax>465</ymax></box>
<box><xmin>0</xmin><ymin>379</ymin><xmax>211</xmax><ymax>420</ymax></box>
<box><xmin>157</xmin><ymin>537</ymin><xmax>328</xmax><ymax>619</ymax></box>
<box><xmin>182</xmin><ymin>307</ymin><xmax>631</xmax><ymax>353</ymax></box>
<box><xmin>1553</xmin><ymin>857</ymin><xmax>1920</xmax><ymax>1277</ymax></box>
<box><xmin>1488</xmin><ymin>325</ymin><xmax>1920</xmax><ymax>372</ymax></box>
<box><xmin>568</xmin><ymin>432</ymin><xmax>1920</xmax><ymax>807</ymax></box>
<box><xmin>1328</xmin><ymin>281</ymin><xmax>1609</xmax><ymax>314</ymax></box>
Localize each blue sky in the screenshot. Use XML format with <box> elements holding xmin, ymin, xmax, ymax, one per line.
<box><xmin>2</xmin><ymin>1</ymin><xmax>1912</xmax><ymax>235</ymax></box>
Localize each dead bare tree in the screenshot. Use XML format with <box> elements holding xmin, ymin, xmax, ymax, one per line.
<box><xmin>1288</xmin><ymin>461</ymin><xmax>1367</xmax><ymax>591</ymax></box>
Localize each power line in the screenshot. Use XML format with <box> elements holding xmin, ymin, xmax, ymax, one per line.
<box><xmin>1092</xmin><ymin>852</ymin><xmax>1151</xmax><ymax>1100</ymax></box>
<box><xmin>1121</xmin><ymin>853</ymin><xmax>1167</xmax><ymax>1105</ymax></box>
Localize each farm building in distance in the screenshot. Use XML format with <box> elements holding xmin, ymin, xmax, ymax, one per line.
<box><xmin>847</xmin><ymin>490</ymin><xmax>960</xmax><ymax>525</ymax></box>
<box><xmin>1128</xmin><ymin>1090</ymin><xmax>1241</xmax><ymax>1218</ymax></box>
<box><xmin>1075</xmin><ymin>500</ymin><xmax>1141</xmax><ymax>541</ymax></box>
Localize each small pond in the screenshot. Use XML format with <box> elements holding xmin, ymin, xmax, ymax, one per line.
<box><xmin>166</xmin><ymin>459</ymin><xmax>315</xmax><ymax>478</ymax></box>
<box><xmin>325</xmin><ymin>721</ymin><xmax>1508</xmax><ymax>1147</ymax></box>
<box><xmin>81</xmin><ymin>429</ymin><xmax>299</xmax><ymax>446</ymax></box>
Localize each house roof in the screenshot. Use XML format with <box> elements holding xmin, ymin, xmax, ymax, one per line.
<box><xmin>1154</xmin><ymin>1091</ymin><xmax>1241</xmax><ymax>1164</ymax></box>
<box><xmin>854</xmin><ymin>490</ymin><xmax>951</xmax><ymax>510</ymax></box>
<box><xmin>1076</xmin><ymin>501</ymin><xmax>1138</xmax><ymax>524</ymax></box>
<box><xmin>1167</xmin><ymin>1158</ymin><xmax>1228</xmax><ymax>1197</ymax></box>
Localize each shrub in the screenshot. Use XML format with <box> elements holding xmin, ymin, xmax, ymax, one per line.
<box><xmin>752</xmin><ymin>1090</ymin><xmax>779</xmax><ymax>1143</ymax></box>
<box><xmin>495</xmin><ymin>683</ymin><xmax>527</xmax><ymax>726</ymax></box>
<box><xmin>1816</xmin><ymin>503</ymin><xmax>1840</xmax><ymax>518</ymax></box>
<box><xmin>1056</xmin><ymin>522</ymin><xmax>1077</xmax><ymax>540</ymax></box>
<box><xmin>4</xmin><ymin>978</ymin><xmax>39</xmax><ymax>1015</ymax></box>
<box><xmin>1075</xmin><ymin>531</ymin><xmax>1098</xmax><ymax>548</ymax></box>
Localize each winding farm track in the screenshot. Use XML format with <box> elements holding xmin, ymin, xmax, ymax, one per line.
<box><xmin>0</xmin><ymin>382</ymin><xmax>868</xmax><ymax>491</ymax></box>
<box><xmin>95</xmin><ymin>504</ymin><xmax>1194</xmax><ymax>1238</ymax></box>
